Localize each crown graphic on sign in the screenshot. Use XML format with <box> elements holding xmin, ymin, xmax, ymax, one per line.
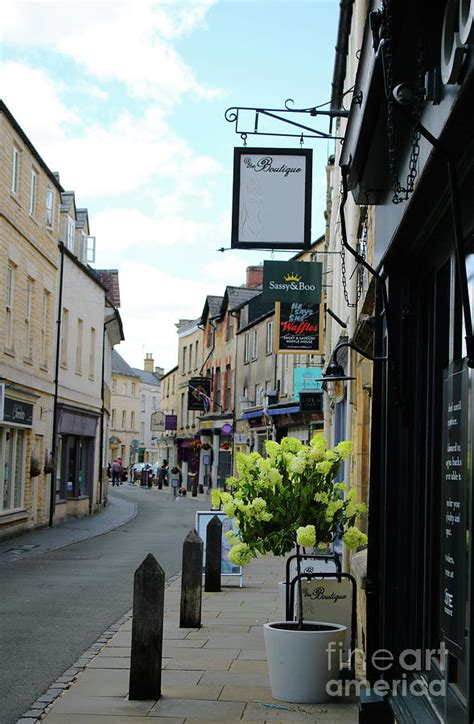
<box><xmin>284</xmin><ymin>273</ymin><xmax>301</xmax><ymax>282</ymax></box>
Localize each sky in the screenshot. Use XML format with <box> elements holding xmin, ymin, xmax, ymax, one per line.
<box><xmin>1</xmin><ymin>0</ymin><xmax>340</xmax><ymax>372</ymax></box>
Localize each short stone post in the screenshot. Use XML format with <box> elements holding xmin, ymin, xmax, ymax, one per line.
<box><xmin>129</xmin><ymin>553</ymin><xmax>165</xmax><ymax>700</ymax></box>
<box><xmin>180</xmin><ymin>529</ymin><xmax>203</xmax><ymax>628</ymax></box>
<box><xmin>205</xmin><ymin>515</ymin><xmax>222</xmax><ymax>592</ymax></box>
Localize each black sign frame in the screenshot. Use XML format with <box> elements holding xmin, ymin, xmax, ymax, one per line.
<box><xmin>188</xmin><ymin>377</ymin><xmax>212</xmax><ymax>411</ymax></box>
<box><xmin>231</xmin><ymin>147</ymin><xmax>312</xmax><ymax>250</ymax></box>
<box><xmin>3</xmin><ymin>396</ymin><xmax>33</xmax><ymax>426</ymax></box>
<box><xmin>274</xmin><ymin>301</ymin><xmax>324</xmax><ymax>354</ymax></box>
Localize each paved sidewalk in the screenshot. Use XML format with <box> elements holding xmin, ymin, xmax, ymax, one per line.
<box><xmin>0</xmin><ymin>489</ymin><xmax>137</xmax><ymax>565</ymax></box>
<box><xmin>34</xmin><ymin>556</ymin><xmax>358</xmax><ymax>723</ymax></box>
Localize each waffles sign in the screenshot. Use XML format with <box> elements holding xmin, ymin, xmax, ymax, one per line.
<box><xmin>262</xmin><ymin>261</ymin><xmax>323</xmax><ymax>303</ymax></box>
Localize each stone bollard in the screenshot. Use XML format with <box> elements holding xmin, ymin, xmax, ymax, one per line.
<box><xmin>204</xmin><ymin>515</ymin><xmax>222</xmax><ymax>593</ymax></box>
<box><xmin>129</xmin><ymin>553</ymin><xmax>165</xmax><ymax>700</ymax></box>
<box><xmin>179</xmin><ymin>529</ymin><xmax>203</xmax><ymax>628</ymax></box>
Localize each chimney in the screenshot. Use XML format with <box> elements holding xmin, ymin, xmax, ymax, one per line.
<box><xmin>246</xmin><ymin>265</ymin><xmax>263</xmax><ymax>289</ymax></box>
<box><xmin>144</xmin><ymin>353</ymin><xmax>154</xmax><ymax>372</ymax></box>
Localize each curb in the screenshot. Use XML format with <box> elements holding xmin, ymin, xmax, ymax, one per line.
<box><xmin>16</xmin><ymin>572</ymin><xmax>181</xmax><ymax>723</ymax></box>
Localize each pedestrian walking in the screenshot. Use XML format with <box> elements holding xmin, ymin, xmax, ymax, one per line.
<box><xmin>111</xmin><ymin>459</ymin><xmax>121</xmax><ymax>486</ymax></box>
<box><xmin>157</xmin><ymin>460</ymin><xmax>168</xmax><ymax>489</ymax></box>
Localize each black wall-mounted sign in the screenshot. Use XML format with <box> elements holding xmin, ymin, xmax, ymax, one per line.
<box><xmin>3</xmin><ymin>397</ymin><xmax>33</xmax><ymax>426</ymax></box>
<box><xmin>231</xmin><ymin>147</ymin><xmax>312</xmax><ymax>250</ymax></box>
<box><xmin>440</xmin><ymin>360</ymin><xmax>469</xmax><ymax>657</ymax></box>
<box><xmin>262</xmin><ymin>262</ymin><xmax>322</xmax><ymax>304</ymax></box>
<box><xmin>274</xmin><ymin>301</ymin><xmax>324</xmax><ymax>353</ymax></box>
<box><xmin>188</xmin><ymin>377</ymin><xmax>212</xmax><ymax>411</ymax></box>
<box><xmin>299</xmin><ymin>391</ymin><xmax>323</xmax><ymax>413</ymax></box>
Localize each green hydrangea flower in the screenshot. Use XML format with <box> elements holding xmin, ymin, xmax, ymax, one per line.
<box><xmin>296</xmin><ymin>525</ymin><xmax>316</xmax><ymax>548</ymax></box>
<box><xmin>222</xmin><ymin>501</ymin><xmax>236</xmax><ymax>518</ymax></box>
<box><xmin>342</xmin><ymin>526</ymin><xmax>367</xmax><ymax>549</ymax></box>
<box><xmin>316</xmin><ymin>460</ymin><xmax>333</xmax><ymax>476</ymax></box>
<box><xmin>325</xmin><ymin>498</ymin><xmax>344</xmax><ymax>522</ymax></box>
<box><xmin>211</xmin><ymin>489</ymin><xmax>221</xmax><ymax>509</ymax></box>
<box><xmin>280</xmin><ymin>437</ymin><xmax>303</xmax><ymax>454</ymax></box>
<box><xmin>265</xmin><ymin>440</ymin><xmax>280</xmax><ymax>460</ymax></box>
<box><xmin>224</xmin><ymin>530</ymin><xmax>240</xmax><ymax>546</ymax></box>
<box><xmin>228</xmin><ymin>542</ymin><xmax>254</xmax><ymax>566</ymax></box>
<box><xmin>335</xmin><ymin>440</ymin><xmax>353</xmax><ymax>460</ymax></box>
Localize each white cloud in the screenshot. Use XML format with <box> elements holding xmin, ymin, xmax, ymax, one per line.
<box><xmin>2</xmin><ymin>1</ymin><xmax>221</xmax><ymax>105</ymax></box>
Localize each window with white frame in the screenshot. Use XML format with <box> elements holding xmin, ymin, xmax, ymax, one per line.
<box><xmin>88</xmin><ymin>327</ymin><xmax>96</xmax><ymax>379</ymax></box>
<box><xmin>24</xmin><ymin>277</ymin><xmax>34</xmax><ymax>360</ymax></box>
<box><xmin>131</xmin><ymin>411</ymin><xmax>135</xmax><ymax>429</ymax></box>
<box><xmin>5</xmin><ymin>265</ymin><xmax>15</xmax><ymax>351</ymax></box>
<box><xmin>0</xmin><ymin>427</ymin><xmax>25</xmax><ymax>513</ymax></box>
<box><xmin>244</xmin><ymin>333</ymin><xmax>250</xmax><ymax>364</ymax></box>
<box><xmin>45</xmin><ymin>188</ymin><xmax>55</xmax><ymax>227</ymax></box>
<box><xmin>61</xmin><ymin>308</ymin><xmax>69</xmax><ymax>368</ymax></box>
<box><xmin>131</xmin><ymin>382</ymin><xmax>136</xmax><ymax>397</ymax></box>
<box><xmin>41</xmin><ymin>291</ymin><xmax>50</xmax><ymax>368</ymax></box>
<box><xmin>85</xmin><ymin>236</ymin><xmax>96</xmax><ymax>263</ymax></box>
<box><xmin>29</xmin><ymin>170</ymin><xmax>37</xmax><ymax>215</ymax></box>
<box><xmin>251</xmin><ymin>329</ymin><xmax>258</xmax><ymax>360</ymax></box>
<box><xmin>266</xmin><ymin>320</ymin><xmax>274</xmax><ymax>355</ymax></box>
<box><xmin>11</xmin><ymin>147</ymin><xmax>20</xmax><ymax>195</ymax></box>
<box><xmin>67</xmin><ymin>217</ymin><xmax>75</xmax><ymax>251</ymax></box>
<box><xmin>111</xmin><ymin>408</ymin><xmax>116</xmax><ymax>427</ymax></box>
<box><xmin>141</xmin><ymin>394</ymin><xmax>146</xmax><ymax>412</ymax></box>
<box><xmin>122</xmin><ymin>410</ymin><xmax>126</xmax><ymax>429</ymax></box>
<box><xmin>75</xmin><ymin>318</ymin><xmax>83</xmax><ymax>374</ymax></box>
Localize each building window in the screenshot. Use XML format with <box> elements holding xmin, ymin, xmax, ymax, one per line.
<box><xmin>131</xmin><ymin>382</ymin><xmax>136</xmax><ymax>396</ymax></box>
<box><xmin>141</xmin><ymin>394</ymin><xmax>145</xmax><ymax>412</ymax></box>
<box><xmin>131</xmin><ymin>411</ymin><xmax>135</xmax><ymax>429</ymax></box>
<box><xmin>180</xmin><ymin>392</ymin><xmax>185</xmax><ymax>427</ymax></box>
<box><xmin>24</xmin><ymin>277</ymin><xmax>34</xmax><ymax>360</ymax></box>
<box><xmin>89</xmin><ymin>327</ymin><xmax>96</xmax><ymax>379</ymax></box>
<box><xmin>29</xmin><ymin>170</ymin><xmax>37</xmax><ymax>215</ymax></box>
<box><xmin>152</xmin><ymin>396</ymin><xmax>157</xmax><ymax>410</ymax></box>
<box><xmin>215</xmin><ymin>367</ymin><xmax>221</xmax><ymax>411</ymax></box>
<box><xmin>255</xmin><ymin>383</ymin><xmax>262</xmax><ymax>405</ymax></box>
<box><xmin>67</xmin><ymin>217</ymin><xmax>75</xmax><ymax>251</ymax></box>
<box><xmin>140</xmin><ymin>421</ymin><xmax>145</xmax><ymax>442</ymax></box>
<box><xmin>122</xmin><ymin>410</ymin><xmax>126</xmax><ymax>429</ymax></box>
<box><xmin>182</xmin><ymin>345</ymin><xmax>187</xmax><ymax>374</ymax></box>
<box><xmin>75</xmin><ymin>318</ymin><xmax>83</xmax><ymax>374</ymax></box>
<box><xmin>111</xmin><ymin>408</ymin><xmax>116</xmax><ymax>427</ymax></box>
<box><xmin>194</xmin><ymin>341</ymin><xmax>199</xmax><ymax>369</ymax></box>
<box><xmin>187</xmin><ymin>346</ymin><xmax>192</xmax><ymax>373</ymax></box>
<box><xmin>112</xmin><ymin>379</ymin><xmax>117</xmax><ymax>393</ymax></box>
<box><xmin>227</xmin><ymin>312</ymin><xmax>233</xmax><ymax>341</ymax></box>
<box><xmin>11</xmin><ymin>147</ymin><xmax>20</xmax><ymax>195</ymax></box>
<box><xmin>208</xmin><ymin>322</ymin><xmax>215</xmax><ymax>348</ymax></box>
<box><xmin>252</xmin><ymin>329</ymin><xmax>258</xmax><ymax>360</ymax></box>
<box><xmin>281</xmin><ymin>354</ymin><xmax>289</xmax><ymax>394</ymax></box>
<box><xmin>225</xmin><ymin>364</ymin><xmax>232</xmax><ymax>410</ymax></box>
<box><xmin>244</xmin><ymin>333</ymin><xmax>250</xmax><ymax>364</ymax></box>
<box><xmin>60</xmin><ymin>308</ymin><xmax>69</xmax><ymax>368</ymax></box>
<box><xmin>45</xmin><ymin>188</ymin><xmax>55</xmax><ymax>228</ymax></box>
<box><xmin>41</xmin><ymin>291</ymin><xmax>50</xmax><ymax>368</ymax></box>
<box><xmin>266</xmin><ymin>320</ymin><xmax>274</xmax><ymax>355</ymax></box>
<box><xmin>0</xmin><ymin>427</ymin><xmax>25</xmax><ymax>513</ymax></box>
<box><xmin>5</xmin><ymin>265</ymin><xmax>14</xmax><ymax>352</ymax></box>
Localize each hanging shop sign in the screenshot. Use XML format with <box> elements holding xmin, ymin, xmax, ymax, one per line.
<box><xmin>150</xmin><ymin>411</ymin><xmax>165</xmax><ymax>432</ymax></box>
<box><xmin>294</xmin><ymin>367</ymin><xmax>323</xmax><ymax>399</ymax></box>
<box><xmin>274</xmin><ymin>301</ymin><xmax>324</xmax><ymax>354</ymax></box>
<box><xmin>299</xmin><ymin>391</ymin><xmax>323</xmax><ymax>413</ymax></box>
<box><xmin>231</xmin><ymin>147</ymin><xmax>312</xmax><ymax>250</ymax></box>
<box><xmin>440</xmin><ymin>360</ymin><xmax>468</xmax><ymax>657</ymax></box>
<box><xmin>2</xmin><ymin>396</ymin><xmax>33</xmax><ymax>426</ymax></box>
<box><xmin>165</xmin><ymin>414</ymin><xmax>178</xmax><ymax>431</ymax></box>
<box><xmin>262</xmin><ymin>261</ymin><xmax>322</xmax><ymax>303</ymax></box>
<box><xmin>188</xmin><ymin>377</ymin><xmax>212</xmax><ymax>411</ymax></box>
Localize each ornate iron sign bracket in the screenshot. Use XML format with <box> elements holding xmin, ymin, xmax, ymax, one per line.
<box><xmin>224</xmin><ymin>99</ymin><xmax>349</xmax><ymax>142</ymax></box>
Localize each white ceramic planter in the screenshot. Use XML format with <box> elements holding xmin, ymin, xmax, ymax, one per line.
<box><xmin>263</xmin><ymin>620</ymin><xmax>347</xmax><ymax>703</ymax></box>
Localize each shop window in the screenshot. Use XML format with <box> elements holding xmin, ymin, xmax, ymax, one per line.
<box><xmin>0</xmin><ymin>427</ymin><xmax>25</xmax><ymax>513</ymax></box>
<box><xmin>61</xmin><ymin>436</ymin><xmax>91</xmax><ymax>498</ymax></box>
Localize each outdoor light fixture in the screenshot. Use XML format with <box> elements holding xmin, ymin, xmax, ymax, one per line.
<box><xmin>322</xmin><ymin>340</ymin><xmax>387</xmax><ymax>403</ymax></box>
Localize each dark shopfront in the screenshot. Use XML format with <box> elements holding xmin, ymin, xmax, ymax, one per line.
<box><xmin>336</xmin><ymin>2</ymin><xmax>474</xmax><ymax>722</ymax></box>
<box><xmin>55</xmin><ymin>406</ymin><xmax>99</xmax><ymax>513</ymax></box>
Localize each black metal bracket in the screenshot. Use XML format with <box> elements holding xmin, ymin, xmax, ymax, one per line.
<box><xmin>224</xmin><ymin>99</ymin><xmax>349</xmax><ymax>142</ymax></box>
<box><xmin>333</xmin><ymin>340</ymin><xmax>387</xmax><ymax>365</ymax></box>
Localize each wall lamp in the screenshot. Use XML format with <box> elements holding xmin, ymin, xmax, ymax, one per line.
<box><xmin>321</xmin><ymin>340</ymin><xmax>388</xmax><ymax>403</ymax></box>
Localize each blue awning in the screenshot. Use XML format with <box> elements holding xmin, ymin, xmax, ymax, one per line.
<box><xmin>267</xmin><ymin>405</ymin><xmax>300</xmax><ymax>416</ymax></box>
<box><xmin>242</xmin><ymin>409</ymin><xmax>264</xmax><ymax>419</ymax></box>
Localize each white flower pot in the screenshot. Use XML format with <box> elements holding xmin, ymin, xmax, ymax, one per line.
<box><xmin>263</xmin><ymin>620</ymin><xmax>347</xmax><ymax>703</ymax></box>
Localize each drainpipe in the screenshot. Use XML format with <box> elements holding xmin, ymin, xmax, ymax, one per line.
<box><xmin>231</xmin><ymin>311</ymin><xmax>240</xmax><ymax>475</ymax></box>
<box><xmin>49</xmin><ymin>242</ymin><xmax>65</xmax><ymax>527</ymax></box>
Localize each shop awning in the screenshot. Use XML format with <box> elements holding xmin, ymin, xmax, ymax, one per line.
<box><xmin>242</xmin><ymin>409</ymin><xmax>264</xmax><ymax>419</ymax></box>
<box><xmin>267</xmin><ymin>405</ymin><xmax>300</xmax><ymax>416</ymax></box>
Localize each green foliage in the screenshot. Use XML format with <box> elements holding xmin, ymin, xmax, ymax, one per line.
<box><xmin>215</xmin><ymin>434</ymin><xmax>367</xmax><ymax>566</ymax></box>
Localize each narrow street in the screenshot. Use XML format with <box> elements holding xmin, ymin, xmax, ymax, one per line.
<box><xmin>0</xmin><ymin>486</ymin><xmax>207</xmax><ymax>724</ymax></box>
